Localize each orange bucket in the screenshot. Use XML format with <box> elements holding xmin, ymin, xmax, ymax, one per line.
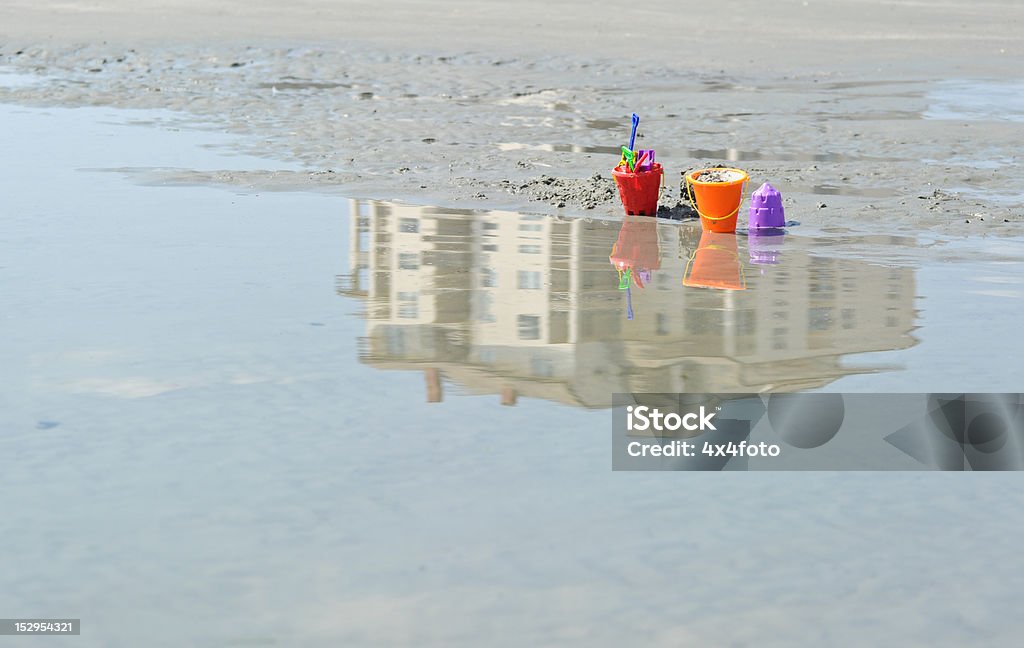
<box><xmin>685</xmin><ymin>168</ymin><xmax>750</xmax><ymax>233</ymax></box>
<box><xmin>683</xmin><ymin>231</ymin><xmax>746</xmax><ymax>290</ymax></box>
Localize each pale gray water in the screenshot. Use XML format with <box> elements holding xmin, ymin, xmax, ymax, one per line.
<box><xmin>2</xmin><ymin>104</ymin><xmax>1024</xmax><ymax>647</ymax></box>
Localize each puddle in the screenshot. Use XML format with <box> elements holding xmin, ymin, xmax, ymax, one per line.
<box><xmin>3</xmin><ymin>100</ymin><xmax>1024</xmax><ymax>647</ymax></box>
<box><xmin>256</xmin><ymin>79</ymin><xmax>351</xmax><ymax>91</ymax></box>
<box><xmin>498</xmin><ymin>142</ymin><xmax>898</xmax><ymax>164</ymax></box>
<box><xmin>944</xmin><ymin>185</ymin><xmax>1024</xmax><ymax>206</ymax></box>
<box><xmin>924</xmin><ymin>80</ymin><xmax>1024</xmax><ymax>122</ymax></box>
<box><xmin>805</xmin><ymin>184</ymin><xmax>902</xmax><ymax>198</ymax></box>
<box><xmin>0</xmin><ymin>65</ymin><xmax>46</xmax><ymax>88</ymax></box>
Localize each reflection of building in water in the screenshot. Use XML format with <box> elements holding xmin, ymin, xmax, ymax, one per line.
<box><xmin>337</xmin><ymin>200</ymin><xmax>916</xmax><ymax>407</ymax></box>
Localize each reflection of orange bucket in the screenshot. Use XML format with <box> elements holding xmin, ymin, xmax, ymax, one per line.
<box><xmin>685</xmin><ymin>168</ymin><xmax>750</xmax><ymax>233</ymax></box>
<box><xmin>683</xmin><ymin>231</ymin><xmax>746</xmax><ymax>290</ymax></box>
<box><xmin>612</xmin><ymin>163</ymin><xmax>663</xmax><ymax>216</ymax></box>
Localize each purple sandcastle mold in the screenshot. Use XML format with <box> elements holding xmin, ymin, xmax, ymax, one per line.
<box><xmin>748</xmin><ymin>182</ymin><xmax>785</xmax><ymax>229</ymax></box>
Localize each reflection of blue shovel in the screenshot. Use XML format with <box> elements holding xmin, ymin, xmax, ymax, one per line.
<box><xmin>626</xmin><ymin>284</ymin><xmax>634</xmax><ymax>320</ymax></box>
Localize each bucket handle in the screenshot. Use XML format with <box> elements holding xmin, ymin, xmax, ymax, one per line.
<box><xmin>682</xmin><ymin>245</ymin><xmax>747</xmax><ymax>290</ymax></box>
<box><xmin>685</xmin><ymin>175</ymin><xmax>748</xmax><ymax>222</ymax></box>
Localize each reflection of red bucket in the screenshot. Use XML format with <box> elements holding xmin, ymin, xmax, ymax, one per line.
<box><xmin>612</xmin><ymin>163</ymin><xmax>663</xmax><ymax>216</ymax></box>
<box><xmin>683</xmin><ymin>231</ymin><xmax>745</xmax><ymax>290</ymax></box>
<box><xmin>610</xmin><ymin>216</ymin><xmax>662</xmax><ymax>273</ymax></box>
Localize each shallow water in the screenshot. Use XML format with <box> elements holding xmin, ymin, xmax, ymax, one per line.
<box><xmin>0</xmin><ymin>65</ymin><xmax>46</xmax><ymax>89</ymax></box>
<box><xmin>3</xmin><ymin>104</ymin><xmax>1024</xmax><ymax>647</ymax></box>
<box><xmin>924</xmin><ymin>79</ymin><xmax>1024</xmax><ymax>123</ymax></box>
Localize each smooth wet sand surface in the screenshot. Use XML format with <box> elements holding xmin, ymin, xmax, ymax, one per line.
<box><xmin>2</xmin><ymin>2</ymin><xmax>1024</xmax><ymax>646</ymax></box>
<box><xmin>1</xmin><ymin>2</ymin><xmax>1023</xmax><ymax>231</ymax></box>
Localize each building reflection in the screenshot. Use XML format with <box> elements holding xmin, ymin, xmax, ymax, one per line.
<box><xmin>337</xmin><ymin>200</ymin><xmax>917</xmax><ymax>407</ymax></box>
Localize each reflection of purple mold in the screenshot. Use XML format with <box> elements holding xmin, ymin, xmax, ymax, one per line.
<box><xmin>749</xmin><ymin>229</ymin><xmax>785</xmax><ymax>265</ymax></box>
<box><xmin>749</xmin><ymin>182</ymin><xmax>785</xmax><ymax>229</ymax></box>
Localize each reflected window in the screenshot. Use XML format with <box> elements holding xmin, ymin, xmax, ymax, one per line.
<box><xmin>518</xmin><ymin>244</ymin><xmax>542</xmax><ymax>254</ymax></box>
<box><xmin>483</xmin><ymin>222</ymin><xmax>499</xmax><ymax>230</ymax></box>
<box><xmin>810</xmin><ymin>281</ymin><xmax>834</xmax><ymax>296</ymax></box>
<box><xmin>808</xmin><ymin>307</ymin><xmax>833</xmax><ymax>331</ymax></box>
<box><xmin>531</xmin><ymin>356</ymin><xmax>554</xmax><ymax>377</ymax></box>
<box><xmin>399</xmin><ymin>218</ymin><xmax>419</xmax><ymax>233</ymax></box>
<box><xmin>517</xmin><ymin>271</ymin><xmax>542</xmax><ymax>290</ymax></box>
<box><xmin>480</xmin><ymin>267</ymin><xmax>498</xmax><ymax>288</ymax></box>
<box><xmin>398</xmin><ymin>252</ymin><xmax>419</xmax><ymax>270</ymax></box>
<box><xmin>770</xmin><ymin>325</ymin><xmax>786</xmax><ymax>352</ymax></box>
<box><xmin>518</xmin><ymin>315</ymin><xmax>541</xmax><ymax>340</ymax></box>
<box><xmin>656</xmin><ymin>313</ymin><xmax>670</xmax><ymax>336</ymax></box>
<box><xmin>841</xmin><ymin>308</ymin><xmax>856</xmax><ymax>330</ymax></box>
<box><xmin>686</xmin><ymin>310</ymin><xmax>722</xmax><ymax>334</ymax></box>
<box><xmin>737</xmin><ymin>309</ymin><xmax>756</xmax><ymax>335</ymax></box>
<box><xmin>386</xmin><ymin>327</ymin><xmax>405</xmax><ymax>355</ymax></box>
<box><xmin>398</xmin><ymin>304</ymin><xmax>418</xmax><ymax>319</ymax></box>
<box><xmin>482</xmin><ymin>244</ymin><xmax>498</xmax><ymax>252</ymax></box>
<box><xmin>476</xmin><ymin>292</ymin><xmax>495</xmax><ymax>322</ymax></box>
<box><xmin>519</xmin><ymin>224</ymin><xmax>543</xmax><ymax>232</ymax></box>
<box><xmin>477</xmin><ymin>348</ymin><xmax>496</xmax><ymax>364</ymax></box>
<box><xmin>397</xmin><ymin>292</ymin><xmax>418</xmax><ymax>319</ymax></box>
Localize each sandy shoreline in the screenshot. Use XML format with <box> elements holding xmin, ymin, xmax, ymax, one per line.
<box><xmin>2</xmin><ymin>1</ymin><xmax>1023</xmax><ymax>237</ymax></box>
<box><xmin>3</xmin><ymin>0</ymin><xmax>1023</xmax><ymax>77</ymax></box>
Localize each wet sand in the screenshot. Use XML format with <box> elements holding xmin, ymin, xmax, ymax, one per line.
<box><xmin>3</xmin><ymin>3</ymin><xmax>1024</xmax><ymax>647</ymax></box>
<box><xmin>1</xmin><ymin>2</ymin><xmax>1023</xmax><ymax>233</ymax></box>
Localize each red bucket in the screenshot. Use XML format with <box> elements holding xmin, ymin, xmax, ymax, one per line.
<box><xmin>612</xmin><ymin>163</ymin><xmax>663</xmax><ymax>216</ymax></box>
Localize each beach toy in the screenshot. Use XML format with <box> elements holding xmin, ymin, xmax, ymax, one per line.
<box><xmin>683</xmin><ymin>231</ymin><xmax>746</xmax><ymax>290</ymax></box>
<box><xmin>634</xmin><ymin>150</ymin><xmax>649</xmax><ymax>171</ymax></box>
<box><xmin>629</xmin><ymin>113</ymin><xmax>639</xmax><ymax>151</ymax></box>
<box><xmin>748</xmin><ymin>182</ymin><xmax>786</xmax><ymax>229</ymax></box>
<box><xmin>685</xmin><ymin>168</ymin><xmax>750</xmax><ymax>234</ymax></box>
<box><xmin>748</xmin><ymin>229</ymin><xmax>784</xmax><ymax>265</ymax></box>
<box><xmin>637</xmin><ymin>150</ymin><xmax>655</xmax><ymax>172</ymax></box>
<box><xmin>612</xmin><ymin>163</ymin><xmax>663</xmax><ymax>216</ymax></box>
<box><xmin>621</xmin><ymin>146</ymin><xmax>637</xmax><ymax>171</ymax></box>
